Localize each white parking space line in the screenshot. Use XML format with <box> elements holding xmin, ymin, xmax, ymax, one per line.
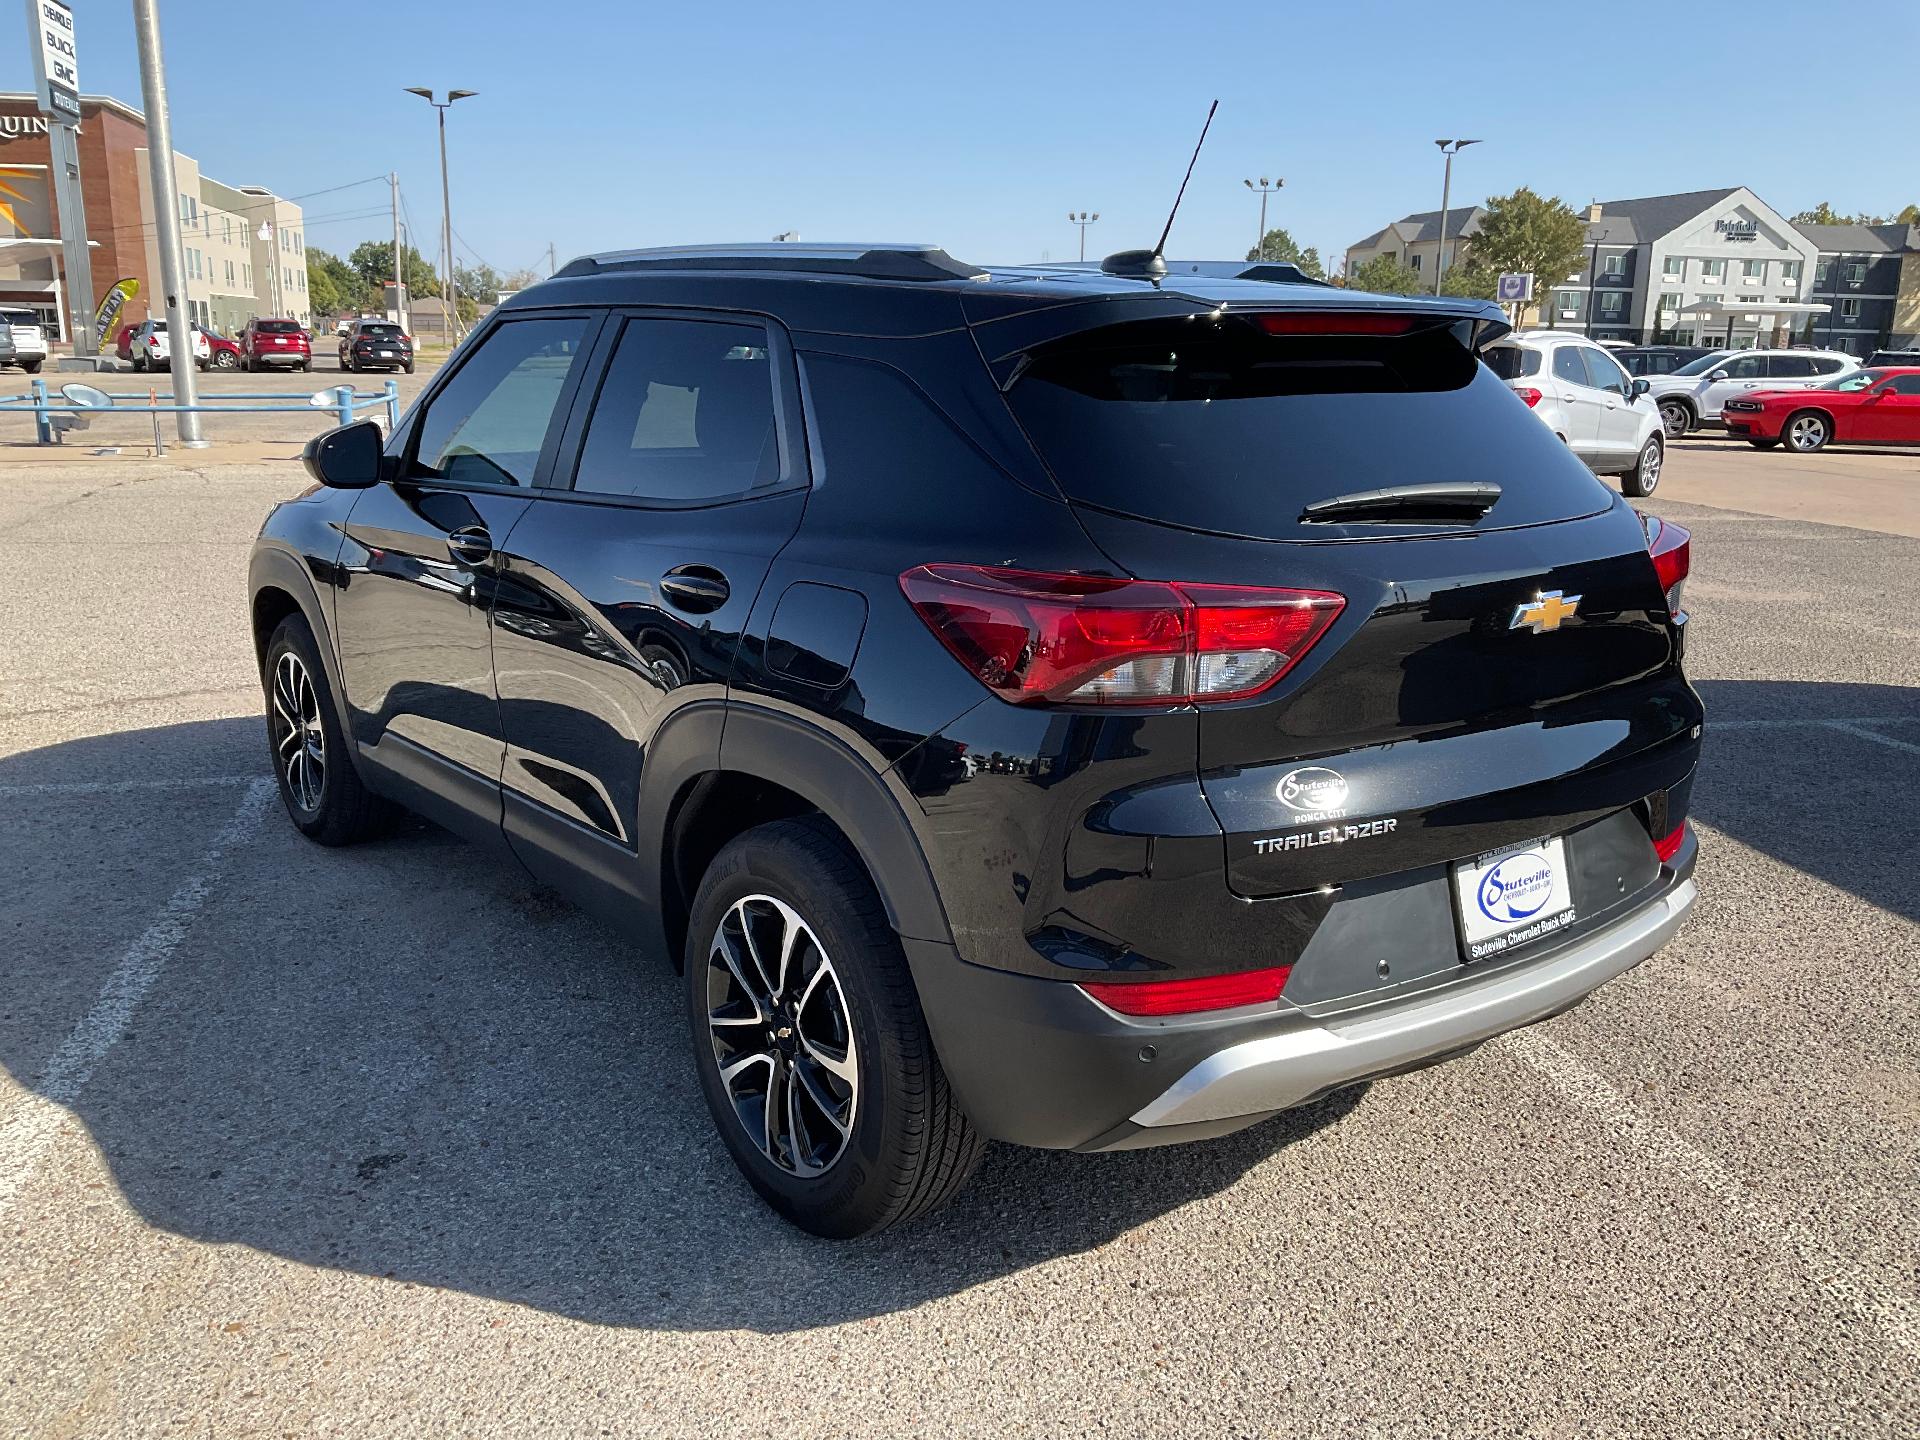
<box><xmin>0</xmin><ymin>774</ymin><xmax>258</xmax><ymax>800</ymax></box>
<box><xmin>1506</xmin><ymin>1028</ymin><xmax>1918</xmax><ymax>1358</ymax></box>
<box><xmin>0</xmin><ymin>778</ymin><xmax>274</xmax><ymax>1220</ymax></box>
<box><xmin>1710</xmin><ymin>716</ymin><xmax>1919</xmax><ymax>731</ymax></box>
<box><xmin>1821</xmin><ymin>721</ymin><xmax>1920</xmax><ymax>758</ymax></box>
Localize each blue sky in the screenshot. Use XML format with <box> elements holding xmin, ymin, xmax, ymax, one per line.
<box><xmin>13</xmin><ymin>1</ymin><xmax>1917</xmax><ymax>275</ymax></box>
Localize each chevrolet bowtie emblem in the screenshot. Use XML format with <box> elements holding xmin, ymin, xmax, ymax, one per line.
<box><xmin>1510</xmin><ymin>590</ymin><xmax>1581</xmax><ymax>633</ymax></box>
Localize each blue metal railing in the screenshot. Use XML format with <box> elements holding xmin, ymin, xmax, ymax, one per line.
<box><xmin>0</xmin><ymin>377</ymin><xmax>402</xmax><ymax>445</ymax></box>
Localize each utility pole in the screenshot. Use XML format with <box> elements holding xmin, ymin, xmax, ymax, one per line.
<box><xmin>1432</xmin><ymin>139</ymin><xmax>1480</xmax><ymax>295</ymax></box>
<box><xmin>1584</xmin><ymin>226</ymin><xmax>1609</xmax><ymax>337</ymax></box>
<box><xmin>132</xmin><ymin>0</ymin><xmax>206</xmax><ymax>445</ymax></box>
<box><xmin>405</xmin><ymin>87</ymin><xmax>476</xmax><ymax>346</ymax></box>
<box><xmin>1243</xmin><ymin>178</ymin><xmax>1283</xmax><ymax>260</ymax></box>
<box><xmin>1068</xmin><ymin>212</ymin><xmax>1099</xmax><ymax>263</ymax></box>
<box><xmin>390</xmin><ymin>170</ymin><xmax>407</xmax><ymax>328</ymax></box>
<box><xmin>548</xmin><ymin>241</ymin><xmax>556</xmax><ymax>277</ymax></box>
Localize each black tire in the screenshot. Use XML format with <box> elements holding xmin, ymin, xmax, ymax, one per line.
<box><xmin>1618</xmin><ymin>436</ymin><xmax>1663</xmax><ymax>497</ymax></box>
<box><xmin>1746</xmin><ymin>438</ymin><xmax>1779</xmax><ymax>450</ymax></box>
<box><xmin>197</xmin><ymin>359</ymin><xmax>209</xmax><ymax>371</ymax></box>
<box><xmin>301</xmin><ymin>360</ymin><xmax>312</xmax><ymax>373</ymax></box>
<box><xmin>684</xmin><ymin>818</ymin><xmax>986</xmax><ymax>1238</ymax></box>
<box><xmin>1783</xmin><ymin>409</ymin><xmax>1830</xmax><ymax>453</ymax></box>
<box><xmin>131</xmin><ymin>351</ymin><xmax>148</xmax><ymax>372</ymax></box>
<box><xmin>403</xmin><ymin>361</ymin><xmax>414</xmax><ymax>375</ymax></box>
<box><xmin>21</xmin><ymin>359</ymin><xmax>41</xmax><ymax>374</ymax></box>
<box><xmin>261</xmin><ymin>614</ymin><xmax>394</xmax><ymax>846</ymax></box>
<box><xmin>1658</xmin><ymin>398</ymin><xmax>1693</xmax><ymax>439</ymax></box>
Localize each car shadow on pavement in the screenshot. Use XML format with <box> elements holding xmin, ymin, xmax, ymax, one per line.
<box><xmin>2</xmin><ymin>718</ymin><xmax>1360</xmax><ymax>1333</ymax></box>
<box><xmin>1690</xmin><ymin>679</ymin><xmax>1920</xmax><ymax>923</ymax></box>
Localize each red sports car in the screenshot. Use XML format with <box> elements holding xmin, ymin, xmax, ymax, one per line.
<box><xmin>1723</xmin><ymin>366</ymin><xmax>1920</xmax><ymax>452</ymax></box>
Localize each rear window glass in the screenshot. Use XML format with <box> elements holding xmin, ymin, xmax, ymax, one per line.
<box><xmin>1004</xmin><ymin>315</ymin><xmax>1612</xmax><ymax>540</ymax></box>
<box><xmin>257</xmin><ymin>319</ymin><xmax>301</xmax><ymax>333</ymax></box>
<box><xmin>358</xmin><ymin>323</ymin><xmax>404</xmax><ymax>339</ymax></box>
<box><xmin>1482</xmin><ymin>345</ymin><xmax>1540</xmax><ymax>380</ymax></box>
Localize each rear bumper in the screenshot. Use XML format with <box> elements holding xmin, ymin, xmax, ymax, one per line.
<box><xmin>1127</xmin><ymin>875</ymin><xmax>1695</xmax><ymax>1131</ymax></box>
<box><xmin>252</xmin><ymin>352</ymin><xmax>309</xmax><ymax>366</ymax></box>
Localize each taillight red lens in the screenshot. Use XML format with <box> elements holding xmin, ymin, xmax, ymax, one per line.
<box><xmin>899</xmin><ymin>565</ymin><xmax>1343</xmax><ymax>705</ymax></box>
<box><xmin>1515</xmin><ymin>386</ymin><xmax>1544</xmax><ymax>408</ymax></box>
<box><xmin>1653</xmin><ymin>821</ymin><xmax>1687</xmax><ymax>863</ymax></box>
<box><xmin>1081</xmin><ymin>964</ymin><xmax>1292</xmax><ymax>1016</ymax></box>
<box><xmin>1644</xmin><ymin>515</ymin><xmax>1691</xmax><ymax>614</ymax></box>
<box><xmin>1251</xmin><ymin>311</ymin><xmax>1419</xmax><ymax>336</ymax></box>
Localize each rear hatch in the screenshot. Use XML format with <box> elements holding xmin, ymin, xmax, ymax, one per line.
<box><xmin>997</xmin><ymin>305</ymin><xmax>1699</xmax><ymax>900</ymax></box>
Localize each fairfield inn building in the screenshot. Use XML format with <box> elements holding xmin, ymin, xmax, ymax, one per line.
<box><xmin>0</xmin><ymin>95</ymin><xmax>310</xmax><ymax>344</ymax></box>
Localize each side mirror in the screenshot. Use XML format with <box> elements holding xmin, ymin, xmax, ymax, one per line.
<box><xmin>1709</xmin><ymin>370</ymin><xmax>1730</xmax><ymax>383</ymax></box>
<box><xmin>302</xmin><ymin>419</ymin><xmax>384</xmax><ymax>489</ymax></box>
<box><xmin>1631</xmin><ymin>378</ymin><xmax>1652</xmax><ymax>399</ymax></box>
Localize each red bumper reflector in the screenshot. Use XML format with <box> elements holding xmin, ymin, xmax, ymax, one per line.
<box><xmin>1080</xmin><ymin>964</ymin><xmax>1292</xmax><ymax>1017</ymax></box>
<box><xmin>1653</xmin><ymin>822</ymin><xmax>1687</xmax><ymax>863</ymax></box>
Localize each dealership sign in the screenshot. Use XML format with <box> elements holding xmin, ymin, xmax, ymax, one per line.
<box><xmin>28</xmin><ymin>1</ymin><xmax>81</xmax><ymax>125</ymax></box>
<box><xmin>1496</xmin><ymin>272</ymin><xmax>1535</xmax><ymax>302</ymax></box>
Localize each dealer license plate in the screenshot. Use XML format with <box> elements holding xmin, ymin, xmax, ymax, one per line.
<box><xmin>1452</xmin><ymin>836</ymin><xmax>1575</xmax><ymax>962</ymax></box>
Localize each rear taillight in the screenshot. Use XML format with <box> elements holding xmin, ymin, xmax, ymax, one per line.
<box><xmin>1515</xmin><ymin>387</ymin><xmax>1544</xmax><ymax>408</ymax></box>
<box><xmin>1080</xmin><ymin>964</ymin><xmax>1293</xmax><ymax>1017</ymax></box>
<box><xmin>1653</xmin><ymin>821</ymin><xmax>1687</xmax><ymax>863</ymax></box>
<box><xmin>1643</xmin><ymin>515</ymin><xmax>1691</xmax><ymax>615</ymax></box>
<box><xmin>899</xmin><ymin>565</ymin><xmax>1344</xmax><ymax>706</ymax></box>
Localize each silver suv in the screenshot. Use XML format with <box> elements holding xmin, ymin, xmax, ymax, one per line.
<box><xmin>1645</xmin><ymin>348</ymin><xmax>1857</xmax><ymax>438</ymax></box>
<box><xmin>0</xmin><ymin>306</ymin><xmax>48</xmax><ymax>373</ymax></box>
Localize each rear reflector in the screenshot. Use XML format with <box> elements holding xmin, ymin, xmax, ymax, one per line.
<box><xmin>1081</xmin><ymin>965</ymin><xmax>1293</xmax><ymax>1017</ymax></box>
<box><xmin>1653</xmin><ymin>821</ymin><xmax>1687</xmax><ymax>863</ymax></box>
<box><xmin>1515</xmin><ymin>386</ymin><xmax>1544</xmax><ymax>408</ymax></box>
<box><xmin>899</xmin><ymin>565</ymin><xmax>1343</xmax><ymax>705</ymax></box>
<box><xmin>1252</xmin><ymin>312</ymin><xmax>1418</xmax><ymax>336</ymax></box>
<box><xmin>1644</xmin><ymin>515</ymin><xmax>1691</xmax><ymax>614</ymax></box>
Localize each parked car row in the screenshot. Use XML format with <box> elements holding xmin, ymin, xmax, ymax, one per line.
<box><xmin>1641</xmin><ymin>349</ymin><xmax>1858</xmax><ymax>438</ymax></box>
<box><xmin>1723</xmin><ymin>367</ymin><xmax>1920</xmax><ymax>451</ymax></box>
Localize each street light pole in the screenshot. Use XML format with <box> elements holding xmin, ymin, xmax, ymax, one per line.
<box><xmin>1242</xmin><ymin>178</ymin><xmax>1283</xmax><ymax>259</ymax></box>
<box><xmin>1068</xmin><ymin>211</ymin><xmax>1099</xmax><ymax>262</ymax></box>
<box><xmin>1432</xmin><ymin>139</ymin><xmax>1479</xmax><ymax>294</ymax></box>
<box><xmin>405</xmin><ymin>87</ymin><xmax>476</xmax><ymax>344</ymax></box>
<box><xmin>132</xmin><ymin>0</ymin><xmax>206</xmax><ymax>446</ymax></box>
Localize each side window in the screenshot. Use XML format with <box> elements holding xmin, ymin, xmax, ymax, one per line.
<box><xmin>1807</xmin><ymin>356</ymin><xmax>1846</xmax><ymax>375</ymax></box>
<box><xmin>1580</xmin><ymin>348</ymin><xmax>1629</xmax><ymax>395</ymax></box>
<box><xmin>1767</xmin><ymin>355</ymin><xmax>1815</xmax><ymax>379</ymax></box>
<box><xmin>569</xmin><ymin>317</ymin><xmax>781</xmax><ymax>502</ymax></box>
<box><xmin>1551</xmin><ymin>347</ymin><xmax>1589</xmax><ymax>387</ymax></box>
<box><xmin>1724</xmin><ymin>355</ymin><xmax>1766</xmax><ymax>380</ymax></box>
<box><xmin>410</xmin><ymin>318</ymin><xmax>591</xmax><ymax>487</ymax></box>
<box><xmin>1887</xmin><ymin>375</ymin><xmax>1920</xmax><ymax>396</ymax></box>
<box><xmin>1481</xmin><ymin>345</ymin><xmax>1540</xmax><ymax>380</ymax></box>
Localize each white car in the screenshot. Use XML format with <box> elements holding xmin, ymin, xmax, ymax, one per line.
<box><xmin>130</xmin><ymin>318</ymin><xmax>212</xmax><ymax>372</ymax></box>
<box><xmin>0</xmin><ymin>306</ymin><xmax>49</xmax><ymax>373</ymax></box>
<box><xmin>1644</xmin><ymin>348</ymin><xmax>1857</xmax><ymax>438</ymax></box>
<box><xmin>1483</xmin><ymin>330</ymin><xmax>1666</xmax><ymax>497</ymax></box>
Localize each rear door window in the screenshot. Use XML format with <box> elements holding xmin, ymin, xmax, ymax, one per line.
<box><xmin>1003</xmin><ymin>313</ymin><xmax>1613</xmax><ymax>541</ymax></box>
<box><xmin>1767</xmin><ymin>355</ymin><xmax>1815</xmax><ymax>379</ymax></box>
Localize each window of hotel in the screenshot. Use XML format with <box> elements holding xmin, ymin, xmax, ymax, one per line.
<box><xmin>1599</xmin><ymin>292</ymin><xmax>1624</xmax><ymax>315</ymax></box>
<box><xmin>1840</xmin><ymin>297</ymin><xmax>1862</xmax><ymax>319</ymax></box>
<box><xmin>1658</xmin><ymin>292</ymin><xmax>1682</xmax><ymax>313</ymax></box>
<box><xmin>1701</xmin><ymin>259</ymin><xmax>1726</xmax><ymax>279</ymax></box>
<box><xmin>1815</xmin><ymin>260</ymin><xmax>1832</xmax><ymax>284</ymax></box>
<box><xmin>1845</xmin><ymin>261</ymin><xmax>1867</xmax><ymax>285</ymax></box>
<box><xmin>1556</xmin><ymin>290</ymin><xmax>1581</xmax><ymax>315</ymax></box>
<box><xmin>1662</xmin><ymin>256</ymin><xmax>1684</xmax><ymax>277</ymax></box>
<box><xmin>1409</xmin><ymin>253</ymin><xmax>1423</xmax><ymax>272</ymax></box>
<box><xmin>1601</xmin><ymin>253</ymin><xmax>1625</xmax><ymax>277</ymax></box>
<box><xmin>1741</xmin><ymin>259</ymin><xmax>1764</xmax><ymax>280</ymax></box>
<box><xmin>1781</xmin><ymin>260</ymin><xmax>1799</xmax><ymax>283</ymax></box>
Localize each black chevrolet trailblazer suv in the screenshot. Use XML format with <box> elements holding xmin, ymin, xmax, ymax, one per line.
<box><xmin>250</xmin><ymin>244</ymin><xmax>1702</xmax><ymax>1237</ymax></box>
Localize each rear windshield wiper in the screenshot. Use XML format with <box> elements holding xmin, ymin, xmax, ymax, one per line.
<box><xmin>1298</xmin><ymin>481</ymin><xmax>1501</xmax><ymax>524</ymax></box>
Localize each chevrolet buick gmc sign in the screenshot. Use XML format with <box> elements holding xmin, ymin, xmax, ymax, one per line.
<box><xmin>30</xmin><ymin>1</ymin><xmax>81</xmax><ymax>125</ymax></box>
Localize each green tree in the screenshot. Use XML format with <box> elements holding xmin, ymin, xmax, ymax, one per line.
<box><xmin>1792</xmin><ymin>201</ymin><xmax>1908</xmax><ymax>226</ymax></box>
<box><xmin>455</xmin><ymin>262</ymin><xmax>504</xmax><ymax>307</ymax></box>
<box><xmin>1895</xmin><ymin>203</ymin><xmax>1920</xmax><ymax>226</ymax></box>
<box><xmin>1467</xmin><ymin>188</ymin><xmax>1588</xmax><ymax>307</ymax></box>
<box><xmin>305</xmin><ymin>247</ymin><xmax>366</xmax><ymax>317</ymax></box>
<box><xmin>1792</xmin><ymin>201</ymin><xmax>1848</xmax><ymax>226</ymax></box>
<box><xmin>1245</xmin><ymin>228</ymin><xmax>1324</xmax><ymax>279</ymax></box>
<box><xmin>1346</xmin><ymin>253</ymin><xmax>1425</xmax><ymax>295</ymax></box>
<box><xmin>1438</xmin><ymin>259</ymin><xmax>1498</xmax><ymax>300</ymax></box>
<box><xmin>347</xmin><ymin>240</ymin><xmax>440</xmax><ymax>299</ymax></box>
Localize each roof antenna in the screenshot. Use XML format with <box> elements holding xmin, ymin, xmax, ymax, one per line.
<box><xmin>1102</xmin><ymin>99</ymin><xmax>1218</xmax><ymax>280</ymax></box>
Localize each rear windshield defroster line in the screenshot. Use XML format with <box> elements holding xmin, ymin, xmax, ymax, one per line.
<box><xmin>1001</xmin><ymin>313</ymin><xmax>1612</xmax><ymax>541</ymax></box>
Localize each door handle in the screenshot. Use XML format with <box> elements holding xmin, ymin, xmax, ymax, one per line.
<box><xmin>660</xmin><ymin>565</ymin><xmax>730</xmax><ymax>613</ymax></box>
<box><xmin>446</xmin><ymin>525</ymin><xmax>493</xmax><ymax>564</ymax></box>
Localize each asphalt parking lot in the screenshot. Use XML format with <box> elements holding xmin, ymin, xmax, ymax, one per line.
<box><xmin>0</xmin><ymin>442</ymin><xmax>1914</xmax><ymax>1436</ymax></box>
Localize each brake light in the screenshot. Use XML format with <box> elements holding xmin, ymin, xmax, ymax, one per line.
<box><xmin>1252</xmin><ymin>312</ymin><xmax>1418</xmax><ymax>336</ymax></box>
<box><xmin>899</xmin><ymin>565</ymin><xmax>1344</xmax><ymax>705</ymax></box>
<box><xmin>1515</xmin><ymin>387</ymin><xmax>1544</xmax><ymax>408</ymax></box>
<box><xmin>1644</xmin><ymin>515</ymin><xmax>1691</xmax><ymax>615</ymax></box>
<box><xmin>1081</xmin><ymin>964</ymin><xmax>1292</xmax><ymax>1016</ymax></box>
<box><xmin>1653</xmin><ymin>821</ymin><xmax>1687</xmax><ymax>863</ymax></box>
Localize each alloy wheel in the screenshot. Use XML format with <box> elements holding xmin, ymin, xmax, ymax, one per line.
<box><xmin>270</xmin><ymin>651</ymin><xmax>326</xmax><ymax>811</ymax></box>
<box><xmin>1638</xmin><ymin>442</ymin><xmax>1662</xmax><ymax>492</ymax></box>
<box><xmin>705</xmin><ymin>894</ymin><xmax>858</xmax><ymax>1177</ymax></box>
<box><xmin>1659</xmin><ymin>402</ymin><xmax>1688</xmax><ymax>439</ymax></box>
<box><xmin>1788</xmin><ymin>414</ymin><xmax>1827</xmax><ymax>452</ymax></box>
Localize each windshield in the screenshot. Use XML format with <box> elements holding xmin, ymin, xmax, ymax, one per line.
<box><xmin>1004</xmin><ymin>313</ymin><xmax>1611</xmax><ymax>541</ymax></box>
<box><xmin>1670</xmin><ymin>350</ymin><xmax>1733</xmax><ymax>376</ymax></box>
<box><xmin>1822</xmin><ymin>370</ymin><xmax>1883</xmax><ymax>392</ymax></box>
